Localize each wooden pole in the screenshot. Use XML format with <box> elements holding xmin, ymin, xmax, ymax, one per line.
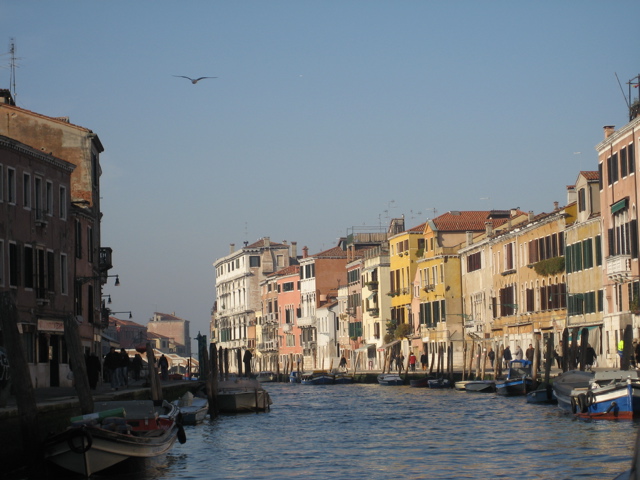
<box><xmin>63</xmin><ymin>314</ymin><xmax>93</xmax><ymax>414</ymax></box>
<box><xmin>532</xmin><ymin>337</ymin><xmax>540</xmax><ymax>382</ymax></box>
<box><xmin>561</xmin><ymin>328</ymin><xmax>569</xmax><ymax>372</ymax></box>
<box><xmin>468</xmin><ymin>342</ymin><xmax>475</xmax><ymax>379</ymax></box>
<box><xmin>462</xmin><ymin>341</ymin><xmax>467</xmax><ymax>381</ymax></box>
<box><xmin>218</xmin><ymin>348</ymin><xmax>224</xmax><ymax>379</ymax></box>
<box><xmin>544</xmin><ymin>333</ymin><xmax>554</xmax><ymax>385</ymax></box>
<box><xmin>237</xmin><ymin>349</ymin><xmax>243</xmax><ymax>376</ymax></box>
<box><xmin>0</xmin><ymin>292</ymin><xmax>41</xmax><ymax>466</ymax></box>
<box><xmin>210</xmin><ymin>343</ymin><xmax>218</xmax><ymax>418</ymax></box>
<box><xmin>579</xmin><ymin>328</ymin><xmax>589</xmax><ymax>371</ymax></box>
<box><xmin>480</xmin><ymin>343</ymin><xmax>487</xmax><ymax>380</ymax></box>
<box><xmin>623</xmin><ymin>324</ymin><xmax>634</xmax><ymax>371</ymax></box>
<box><xmin>496</xmin><ymin>344</ymin><xmax>504</xmax><ymax>378</ymax></box>
<box><xmin>146</xmin><ymin>343</ymin><xmax>162</xmax><ymax>404</ymax></box>
<box><xmin>429</xmin><ymin>344</ymin><xmax>436</xmax><ymax>375</ymax></box>
<box><xmin>224</xmin><ymin>348</ymin><xmax>229</xmax><ymax>380</ymax></box>
<box><xmin>448</xmin><ymin>342</ymin><xmax>454</xmax><ymax>382</ymax></box>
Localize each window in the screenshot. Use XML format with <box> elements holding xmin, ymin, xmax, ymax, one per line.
<box><xmin>36</xmin><ymin>248</ymin><xmax>45</xmax><ymax>298</ymax></box>
<box><xmin>7</xmin><ymin>168</ymin><xmax>16</xmax><ymax>204</ymax></box>
<box><xmin>504</xmin><ymin>242</ymin><xmax>515</xmax><ymax>271</ymax></box>
<box><xmin>621</xmin><ymin>147</ymin><xmax>628</xmax><ymax>178</ymax></box>
<box><xmin>23</xmin><ymin>173</ymin><xmax>31</xmax><ymax>209</ymax></box>
<box><xmin>249</xmin><ymin>256</ymin><xmax>260</xmax><ymax>267</ymax></box>
<box><xmin>34</xmin><ymin>177</ymin><xmax>43</xmax><ymax>219</ymax></box>
<box><xmin>282</xmin><ymin>282</ymin><xmax>294</xmax><ymax>292</ymax></box>
<box><xmin>24</xmin><ymin>245</ymin><xmax>34</xmax><ymax>289</ymax></box>
<box><xmin>47</xmin><ymin>250</ymin><xmax>55</xmax><ymax>292</ymax></box>
<box><xmin>75</xmin><ymin>220</ymin><xmax>82</xmax><ymax>259</ymax></box>
<box><xmin>467</xmin><ymin>252</ymin><xmax>481</xmax><ymax>272</ymax></box>
<box><xmin>0</xmin><ymin>240</ymin><xmax>3</xmax><ymax>286</ymax></box>
<box><xmin>578</xmin><ymin>188</ymin><xmax>586</xmax><ymax>212</ymax></box>
<box><xmin>9</xmin><ymin>242</ymin><xmax>18</xmax><ymax>287</ymax></box>
<box><xmin>46</xmin><ymin>181</ymin><xmax>53</xmax><ymax>216</ymax></box>
<box><xmin>59</xmin><ymin>186</ymin><xmax>67</xmax><ymax>219</ymax></box>
<box><xmin>87</xmin><ymin>226</ymin><xmax>94</xmax><ymax>263</ymax></box>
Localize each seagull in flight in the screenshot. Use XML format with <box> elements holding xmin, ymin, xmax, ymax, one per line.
<box><xmin>173</xmin><ymin>75</ymin><xmax>217</xmax><ymax>84</ymax></box>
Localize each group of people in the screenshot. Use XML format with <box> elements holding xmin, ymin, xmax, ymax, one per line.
<box><xmin>103</xmin><ymin>347</ymin><xmax>144</xmax><ymax>391</ymax></box>
<box><xmin>389</xmin><ymin>352</ymin><xmax>429</xmax><ymax>372</ymax></box>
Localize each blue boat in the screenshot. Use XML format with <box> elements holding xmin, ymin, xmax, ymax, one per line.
<box><xmin>569</xmin><ymin>370</ymin><xmax>640</xmax><ymax>419</ymax></box>
<box><xmin>301</xmin><ymin>371</ymin><xmax>335</xmax><ymax>385</ymax></box>
<box><xmin>495</xmin><ymin>360</ymin><xmax>534</xmax><ymax>396</ymax></box>
<box><xmin>289</xmin><ymin>371</ymin><xmax>302</xmax><ymax>383</ymax></box>
<box><xmin>334</xmin><ymin>372</ymin><xmax>355</xmax><ymax>384</ymax></box>
<box><xmin>377</xmin><ymin>373</ymin><xmax>404</xmax><ymax>386</ymax></box>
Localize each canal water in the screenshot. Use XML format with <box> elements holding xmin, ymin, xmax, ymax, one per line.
<box><xmin>34</xmin><ymin>382</ymin><xmax>638</xmax><ymax>479</ymax></box>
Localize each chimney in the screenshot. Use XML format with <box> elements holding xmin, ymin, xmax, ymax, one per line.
<box><xmin>528</xmin><ymin>210</ymin><xmax>535</xmax><ymax>222</ymax></box>
<box><xmin>264</xmin><ymin>236</ymin><xmax>270</xmax><ymax>248</ymax></box>
<box><xmin>566</xmin><ymin>185</ymin><xmax>577</xmax><ymax>206</ymax></box>
<box><xmin>229</xmin><ymin>243</ymin><xmax>235</xmax><ymax>254</ymax></box>
<box><xmin>604</xmin><ymin>125</ymin><xmax>615</xmax><ymax>139</ymax></box>
<box><xmin>466</xmin><ymin>231</ymin><xmax>473</xmax><ymax>247</ymax></box>
<box><xmin>291</xmin><ymin>241</ymin><xmax>298</xmax><ymax>259</ymax></box>
<box><xmin>302</xmin><ymin>246</ymin><xmax>309</xmax><ymax>258</ymax></box>
<box><xmin>485</xmin><ymin>221</ymin><xmax>493</xmax><ymax>237</ymax></box>
<box><xmin>554</xmin><ymin>201</ymin><xmax>559</xmax><ymax>210</ymax></box>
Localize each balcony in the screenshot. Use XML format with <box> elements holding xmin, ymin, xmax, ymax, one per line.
<box><xmin>607</xmin><ymin>254</ymin><xmax>632</xmax><ymax>282</ymax></box>
<box><xmin>99</xmin><ymin>247</ymin><xmax>113</xmax><ymax>272</ymax></box>
<box><xmin>297</xmin><ymin>316</ymin><xmax>316</xmax><ymax>327</ymax></box>
<box><xmin>258</xmin><ymin>340</ymin><xmax>277</xmax><ymax>351</ymax></box>
<box><xmin>365</xmin><ymin>280</ymin><xmax>379</xmax><ymax>291</ymax></box>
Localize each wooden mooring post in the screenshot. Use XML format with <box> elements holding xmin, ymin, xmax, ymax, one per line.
<box><xmin>146</xmin><ymin>342</ymin><xmax>163</xmax><ymax>404</ymax></box>
<box><xmin>0</xmin><ymin>292</ymin><xmax>41</xmax><ymax>466</ymax></box>
<box><xmin>63</xmin><ymin>313</ymin><xmax>93</xmax><ymax>415</ymax></box>
<box><xmin>209</xmin><ymin>343</ymin><xmax>219</xmax><ymax>418</ymax></box>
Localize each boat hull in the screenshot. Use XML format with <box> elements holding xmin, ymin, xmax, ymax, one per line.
<box><xmin>410</xmin><ymin>377</ymin><xmax>430</xmax><ymax>388</ymax></box>
<box><xmin>495</xmin><ymin>378</ymin><xmax>534</xmax><ymax>396</ymax></box>
<box><xmin>378</xmin><ymin>374</ymin><xmax>403</xmax><ymax>386</ymax></box>
<box><xmin>44</xmin><ymin>400</ymin><xmax>181</xmax><ymax>476</ymax></box>
<box><xmin>526</xmin><ymin>385</ymin><xmax>556</xmax><ymax>404</ymax></box>
<box><xmin>552</xmin><ymin>370</ymin><xmax>594</xmax><ymax>412</ymax></box>
<box><xmin>334</xmin><ymin>374</ymin><xmax>355</xmax><ymax>384</ymax></box>
<box><xmin>465</xmin><ymin>380</ymin><xmax>496</xmax><ymax>393</ymax></box>
<box><xmin>573</xmin><ymin>382</ymin><xmax>640</xmax><ymax>419</ymax></box>
<box><xmin>428</xmin><ymin>378</ymin><xmax>450</xmax><ymax>389</ymax></box>
<box><xmin>217</xmin><ymin>378</ymin><xmax>273</xmax><ymax>413</ymax></box>
<box><xmin>301</xmin><ymin>371</ymin><xmax>335</xmax><ymax>385</ymax></box>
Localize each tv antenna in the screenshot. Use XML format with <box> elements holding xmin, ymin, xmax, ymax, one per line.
<box><xmin>3</xmin><ymin>39</ymin><xmax>20</xmax><ymax>102</ymax></box>
<box><xmin>425</xmin><ymin>207</ymin><xmax>437</xmax><ymax>220</ymax></box>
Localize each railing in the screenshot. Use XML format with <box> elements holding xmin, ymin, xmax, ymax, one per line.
<box><xmin>297</xmin><ymin>316</ymin><xmax>316</xmax><ymax>327</ymax></box>
<box><xmin>607</xmin><ymin>254</ymin><xmax>631</xmax><ymax>281</ymax></box>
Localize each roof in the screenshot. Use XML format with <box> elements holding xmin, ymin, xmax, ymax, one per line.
<box><xmin>245</xmin><ymin>238</ymin><xmax>289</xmax><ymax>249</ymax></box>
<box><xmin>580</xmin><ymin>171</ymin><xmax>599</xmax><ymax>181</ymax></box>
<box><xmin>268</xmin><ymin>264</ymin><xmax>300</xmax><ymax>277</ymax></box>
<box><xmin>153</xmin><ymin>312</ymin><xmax>186</xmax><ymax>321</ymax></box>
<box><xmin>431</xmin><ymin>210</ymin><xmax>526</xmax><ymax>232</ymax></box>
<box><xmin>312</xmin><ymin>245</ymin><xmax>347</xmax><ymax>259</ymax></box>
<box><xmin>110</xmin><ymin>317</ymin><xmax>145</xmax><ymax>328</ymax></box>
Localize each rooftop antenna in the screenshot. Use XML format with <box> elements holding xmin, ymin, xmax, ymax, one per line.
<box><xmin>425</xmin><ymin>207</ymin><xmax>437</xmax><ymax>220</ymax></box>
<box><xmin>627</xmin><ymin>73</ymin><xmax>640</xmax><ymax>121</ymax></box>
<box><xmin>615</xmin><ymin>72</ymin><xmax>631</xmax><ymax>110</ymax></box>
<box><xmin>2</xmin><ymin>39</ymin><xmax>20</xmax><ymax>102</ymax></box>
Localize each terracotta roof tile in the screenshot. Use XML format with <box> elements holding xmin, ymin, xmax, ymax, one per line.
<box><xmin>432</xmin><ymin>210</ymin><xmax>526</xmax><ymax>232</ymax></box>
<box><xmin>580</xmin><ymin>171</ymin><xmax>599</xmax><ymax>181</ymax></box>
<box><xmin>245</xmin><ymin>238</ymin><xmax>288</xmax><ymax>249</ymax></box>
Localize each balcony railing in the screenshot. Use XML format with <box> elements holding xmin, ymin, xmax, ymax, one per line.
<box><xmin>607</xmin><ymin>254</ymin><xmax>632</xmax><ymax>281</ymax></box>
<box><xmin>297</xmin><ymin>316</ymin><xmax>316</xmax><ymax>327</ymax></box>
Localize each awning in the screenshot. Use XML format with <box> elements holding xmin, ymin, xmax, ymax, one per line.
<box><xmin>611</xmin><ymin>198</ymin><xmax>628</xmax><ymax>214</ymax></box>
<box><xmin>377</xmin><ymin>340</ymin><xmax>400</xmax><ymax>351</ymax></box>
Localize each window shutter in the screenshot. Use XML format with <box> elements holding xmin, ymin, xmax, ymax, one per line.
<box><xmin>631</xmin><ymin>220</ymin><xmax>638</xmax><ymax>259</ymax></box>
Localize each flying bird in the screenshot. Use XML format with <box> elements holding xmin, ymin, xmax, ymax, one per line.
<box><xmin>173</xmin><ymin>75</ymin><xmax>217</xmax><ymax>84</ymax></box>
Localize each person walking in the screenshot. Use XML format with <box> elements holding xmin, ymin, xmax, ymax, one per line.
<box><xmin>85</xmin><ymin>352</ymin><xmax>101</xmax><ymax>390</ymax></box>
<box><xmin>104</xmin><ymin>347</ymin><xmax>121</xmax><ymax>391</ymax></box>
<box><xmin>420</xmin><ymin>352</ymin><xmax>428</xmax><ymax>371</ymax></box>
<box><xmin>585</xmin><ymin>344</ymin><xmax>597</xmax><ymax>371</ymax></box>
<box><xmin>397</xmin><ymin>353</ymin><xmax>405</xmax><ymax>372</ymax></box>
<box><xmin>119</xmin><ymin>348</ymin><xmax>130</xmax><ymax>387</ymax></box>
<box><xmin>339</xmin><ymin>355</ymin><xmax>347</xmax><ymax>371</ymax></box>
<box><xmin>131</xmin><ymin>353</ymin><xmax>143</xmax><ymax>381</ymax></box>
<box><xmin>158</xmin><ymin>354</ymin><xmax>169</xmax><ymax>381</ymax></box>
<box><xmin>503</xmin><ymin>346</ymin><xmax>512</xmax><ymax>369</ymax></box>
<box><xmin>409</xmin><ymin>352</ymin><xmax>417</xmax><ymax>372</ymax></box>
<box><xmin>525</xmin><ymin>344</ymin><xmax>534</xmax><ymax>362</ymax></box>
<box><xmin>555</xmin><ymin>341</ymin><xmax>564</xmax><ymax>368</ymax></box>
<box><xmin>488</xmin><ymin>347</ymin><xmax>495</xmax><ymax>368</ymax></box>
<box><xmin>514</xmin><ymin>344</ymin><xmax>523</xmax><ymax>360</ymax></box>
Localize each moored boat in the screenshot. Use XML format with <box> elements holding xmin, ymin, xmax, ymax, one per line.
<box><xmin>570</xmin><ymin>370</ymin><xmax>640</xmax><ymax>419</ymax></box>
<box><xmin>217</xmin><ymin>378</ymin><xmax>273</xmax><ymax>413</ymax></box>
<box><xmin>495</xmin><ymin>360</ymin><xmax>535</xmax><ymax>396</ymax></box>
<box><xmin>378</xmin><ymin>373</ymin><xmax>404</xmax><ymax>386</ymax></box>
<box><xmin>465</xmin><ymin>380</ymin><xmax>496</xmax><ymax>393</ymax></box>
<box><xmin>410</xmin><ymin>377</ymin><xmax>431</xmax><ymax>388</ymax></box>
<box><xmin>44</xmin><ymin>399</ymin><xmax>185</xmax><ymax>476</ymax></box>
<box><xmin>289</xmin><ymin>370</ymin><xmax>302</xmax><ymax>383</ymax></box>
<box><xmin>427</xmin><ymin>378</ymin><xmax>450</xmax><ymax>389</ymax></box>
<box><xmin>552</xmin><ymin>369</ymin><xmax>594</xmax><ymax>412</ymax></box>
<box><xmin>334</xmin><ymin>372</ymin><xmax>355</xmax><ymax>384</ymax></box>
<box><xmin>526</xmin><ymin>383</ymin><xmax>556</xmax><ymax>404</ymax></box>
<box><xmin>255</xmin><ymin>371</ymin><xmax>276</xmax><ymax>382</ymax></box>
<box><xmin>454</xmin><ymin>380</ymin><xmax>471</xmax><ymax>390</ymax></box>
<box><xmin>300</xmin><ymin>370</ymin><xmax>335</xmax><ymax>385</ymax></box>
<box><xmin>174</xmin><ymin>392</ymin><xmax>209</xmax><ymax>425</ymax></box>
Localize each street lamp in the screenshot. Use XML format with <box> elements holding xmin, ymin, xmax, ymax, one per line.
<box><xmin>77</xmin><ymin>274</ymin><xmax>120</xmax><ymax>286</ymax></box>
<box><xmin>110</xmin><ymin>311</ymin><xmax>132</xmax><ymax>319</ymax></box>
<box><xmin>102</xmin><ymin>295</ymin><xmax>112</xmax><ymax>305</ymax></box>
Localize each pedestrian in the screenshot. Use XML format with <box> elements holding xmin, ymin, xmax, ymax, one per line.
<box><xmin>585</xmin><ymin>344</ymin><xmax>597</xmax><ymax>371</ymax></box>
<box><xmin>409</xmin><ymin>352</ymin><xmax>417</xmax><ymax>372</ymax></box>
<box><xmin>635</xmin><ymin>340</ymin><xmax>640</xmax><ymax>367</ymax></box>
<box><xmin>389</xmin><ymin>353</ymin><xmax>396</xmax><ymax>371</ymax></box>
<box><xmin>132</xmin><ymin>353</ymin><xmax>143</xmax><ymax>381</ymax></box>
<box><xmin>525</xmin><ymin>344</ymin><xmax>534</xmax><ymax>363</ymax></box>
<box><xmin>397</xmin><ymin>353</ymin><xmax>405</xmax><ymax>372</ymax></box>
<box><xmin>420</xmin><ymin>352</ymin><xmax>428</xmax><ymax>371</ymax></box>
<box><xmin>488</xmin><ymin>347</ymin><xmax>495</xmax><ymax>368</ymax></box>
<box><xmin>85</xmin><ymin>352</ymin><xmax>101</xmax><ymax>390</ymax></box>
<box><xmin>158</xmin><ymin>354</ymin><xmax>169</xmax><ymax>381</ymax></box>
<box><xmin>514</xmin><ymin>344</ymin><xmax>523</xmax><ymax>360</ymax></box>
<box><xmin>618</xmin><ymin>339</ymin><xmax>625</xmax><ymax>363</ymax></box>
<box><xmin>555</xmin><ymin>341</ymin><xmax>563</xmax><ymax>368</ymax></box>
<box><xmin>503</xmin><ymin>346</ymin><xmax>512</xmax><ymax>369</ymax></box>
<box><xmin>119</xmin><ymin>348</ymin><xmax>130</xmax><ymax>387</ymax></box>
<box><xmin>104</xmin><ymin>347</ymin><xmax>121</xmax><ymax>391</ymax></box>
<box><xmin>339</xmin><ymin>355</ymin><xmax>347</xmax><ymax>371</ymax></box>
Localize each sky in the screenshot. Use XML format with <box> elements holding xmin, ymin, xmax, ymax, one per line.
<box><xmin>2</xmin><ymin>1</ymin><xmax>639</xmax><ymax>351</ymax></box>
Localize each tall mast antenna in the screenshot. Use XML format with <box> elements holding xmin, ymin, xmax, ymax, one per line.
<box><xmin>8</xmin><ymin>38</ymin><xmax>18</xmax><ymax>102</ymax></box>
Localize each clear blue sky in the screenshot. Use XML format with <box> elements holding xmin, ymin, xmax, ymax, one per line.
<box><xmin>3</xmin><ymin>1</ymin><xmax>639</xmax><ymax>349</ymax></box>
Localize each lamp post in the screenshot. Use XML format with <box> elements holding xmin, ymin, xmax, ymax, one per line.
<box><xmin>110</xmin><ymin>311</ymin><xmax>132</xmax><ymax>319</ymax></box>
<box><xmin>77</xmin><ymin>274</ymin><xmax>120</xmax><ymax>286</ymax></box>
